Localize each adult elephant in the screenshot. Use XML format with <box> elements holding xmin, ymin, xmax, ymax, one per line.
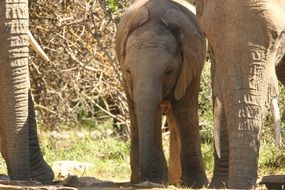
<box><xmin>196</xmin><ymin>0</ymin><xmax>285</xmax><ymax>189</ymax></box>
<box><xmin>116</xmin><ymin>0</ymin><xmax>207</xmax><ymax>187</ymax></box>
<box><xmin>0</xmin><ymin>1</ymin><xmax>54</xmax><ymax>183</ymax></box>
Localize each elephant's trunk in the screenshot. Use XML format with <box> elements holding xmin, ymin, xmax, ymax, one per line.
<box><xmin>221</xmin><ymin>63</ymin><xmax>276</xmax><ymax>188</ymax></box>
<box><xmin>133</xmin><ymin>81</ymin><xmax>162</xmax><ymax>182</ymax></box>
<box><xmin>0</xmin><ymin>0</ymin><xmax>30</xmax><ymax>180</ymax></box>
<box><xmin>225</xmin><ymin>95</ymin><xmax>262</xmax><ymax>188</ymax></box>
<box><xmin>136</xmin><ymin>105</ymin><xmax>156</xmax><ymax>181</ymax></box>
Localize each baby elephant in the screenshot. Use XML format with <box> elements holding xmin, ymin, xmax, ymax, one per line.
<box><xmin>116</xmin><ymin>0</ymin><xmax>207</xmax><ymax>188</ymax></box>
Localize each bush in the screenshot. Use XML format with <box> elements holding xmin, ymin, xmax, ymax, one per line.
<box><xmin>199</xmin><ymin>61</ymin><xmax>213</xmax><ymax>143</ymax></box>
<box><xmin>29</xmin><ymin>0</ymin><xmax>133</xmax><ymax>128</ymax></box>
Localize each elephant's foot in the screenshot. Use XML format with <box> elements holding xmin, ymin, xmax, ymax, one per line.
<box><xmin>209</xmin><ymin>176</ymin><xmax>228</xmax><ymax>189</ymax></box>
<box><xmin>228</xmin><ymin>176</ymin><xmax>257</xmax><ymax>189</ymax></box>
<box><xmin>30</xmin><ymin>160</ymin><xmax>54</xmax><ymax>184</ymax></box>
<box><xmin>130</xmin><ymin>167</ymin><xmax>167</xmax><ymax>185</ymax></box>
<box><xmin>168</xmin><ymin>169</ymin><xmax>181</xmax><ymax>185</ymax></box>
<box><xmin>134</xmin><ymin>181</ymin><xmax>165</xmax><ymax>188</ymax></box>
<box><xmin>130</xmin><ymin>172</ymin><xmax>140</xmax><ymax>185</ymax></box>
<box><xmin>130</xmin><ymin>166</ymin><xmax>167</xmax><ymax>185</ymax></box>
<box><xmin>180</xmin><ymin>172</ymin><xmax>208</xmax><ymax>188</ymax></box>
<box><xmin>147</xmin><ymin>148</ymin><xmax>168</xmax><ymax>184</ymax></box>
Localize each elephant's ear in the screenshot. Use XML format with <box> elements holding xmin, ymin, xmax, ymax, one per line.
<box><xmin>115</xmin><ymin>1</ymin><xmax>149</xmax><ymax>64</ymax></box>
<box><xmin>161</xmin><ymin>8</ymin><xmax>206</xmax><ymax>100</ymax></box>
<box><xmin>196</xmin><ymin>0</ymin><xmax>205</xmax><ymax>19</ymax></box>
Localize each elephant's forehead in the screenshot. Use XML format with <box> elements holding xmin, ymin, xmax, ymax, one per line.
<box><xmin>125</xmin><ymin>45</ymin><xmax>174</xmax><ymax>64</ymax></box>
<box><xmin>126</xmin><ymin>27</ymin><xmax>177</xmax><ymax>53</ymax></box>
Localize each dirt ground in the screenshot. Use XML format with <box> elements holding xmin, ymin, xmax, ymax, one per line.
<box><xmin>0</xmin><ymin>176</ymin><xmax>185</xmax><ymax>190</ymax></box>
<box><xmin>0</xmin><ymin>177</ymin><xmax>268</xmax><ymax>190</ymax></box>
<box><xmin>1</xmin><ymin>174</ymin><xmax>284</xmax><ymax>189</ymax></box>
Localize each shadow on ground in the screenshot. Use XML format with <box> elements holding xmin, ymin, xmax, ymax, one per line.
<box><xmin>0</xmin><ymin>174</ymin><xmax>284</xmax><ymax>189</ymax></box>
<box><xmin>57</xmin><ymin>175</ymin><xmax>131</xmax><ymax>190</ymax></box>
<box><xmin>0</xmin><ymin>175</ymin><xmax>167</xmax><ymax>190</ymax></box>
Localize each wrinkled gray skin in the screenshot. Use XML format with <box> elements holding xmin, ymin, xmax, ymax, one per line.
<box><xmin>0</xmin><ymin>1</ymin><xmax>54</xmax><ymax>183</ymax></box>
<box><xmin>276</xmin><ymin>57</ymin><xmax>285</xmax><ymax>86</ymax></box>
<box><xmin>116</xmin><ymin>0</ymin><xmax>207</xmax><ymax>187</ymax></box>
<box><xmin>196</xmin><ymin>0</ymin><xmax>285</xmax><ymax>189</ymax></box>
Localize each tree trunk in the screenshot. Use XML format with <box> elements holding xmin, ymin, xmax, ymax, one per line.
<box><xmin>0</xmin><ymin>0</ymin><xmax>30</xmax><ymax>180</ymax></box>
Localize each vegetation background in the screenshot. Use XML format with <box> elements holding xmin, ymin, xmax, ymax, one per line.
<box><xmin>4</xmin><ymin>0</ymin><xmax>281</xmax><ymax>182</ymax></box>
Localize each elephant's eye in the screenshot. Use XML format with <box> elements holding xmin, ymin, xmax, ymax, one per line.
<box><xmin>164</xmin><ymin>67</ymin><xmax>174</xmax><ymax>77</ymax></box>
<box><xmin>126</xmin><ymin>68</ymin><xmax>131</xmax><ymax>74</ymax></box>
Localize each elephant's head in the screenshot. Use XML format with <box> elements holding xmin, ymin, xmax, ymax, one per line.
<box><xmin>116</xmin><ymin>0</ymin><xmax>205</xmax><ymax>183</ymax></box>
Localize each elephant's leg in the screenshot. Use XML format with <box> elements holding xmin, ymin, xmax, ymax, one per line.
<box><xmin>167</xmin><ymin>112</ymin><xmax>181</xmax><ymax>185</ymax></box>
<box><xmin>172</xmin><ymin>78</ymin><xmax>207</xmax><ymax>188</ymax></box>
<box><xmin>28</xmin><ymin>92</ymin><xmax>54</xmax><ymax>184</ymax></box>
<box><xmin>210</xmin><ymin>108</ymin><xmax>229</xmax><ymax>188</ymax></box>
<box><xmin>209</xmin><ymin>49</ymin><xmax>229</xmax><ymax>188</ymax></box>
<box><xmin>130</xmin><ymin>123</ymin><xmax>140</xmax><ymax>184</ymax></box>
<box><xmin>128</xmin><ymin>100</ymin><xmax>140</xmax><ymax>184</ymax></box>
<box><xmin>276</xmin><ymin>55</ymin><xmax>285</xmax><ymax>86</ymax></box>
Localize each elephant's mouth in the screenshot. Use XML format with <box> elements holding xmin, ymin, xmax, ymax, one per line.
<box><xmin>160</xmin><ymin>100</ymin><xmax>171</xmax><ymax>115</ymax></box>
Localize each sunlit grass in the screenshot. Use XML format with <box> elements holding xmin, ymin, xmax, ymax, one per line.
<box><xmin>0</xmin><ymin>120</ymin><xmax>283</xmax><ymax>183</ymax></box>
<box><xmin>39</xmin><ymin>125</ymin><xmax>131</xmax><ymax>181</ymax></box>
